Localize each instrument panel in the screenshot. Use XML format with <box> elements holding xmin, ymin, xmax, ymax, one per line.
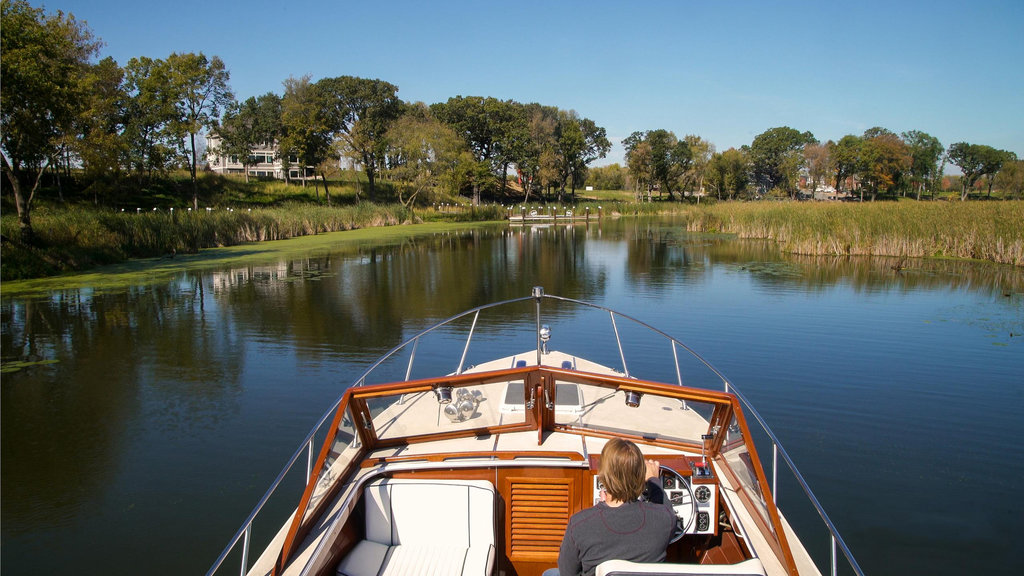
<box><xmin>591</xmin><ymin>459</ymin><xmax>717</xmax><ymax>538</ymax></box>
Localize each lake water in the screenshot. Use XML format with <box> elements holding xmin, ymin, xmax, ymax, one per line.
<box><xmin>2</xmin><ymin>217</ymin><xmax>1022</xmax><ymax>575</ymax></box>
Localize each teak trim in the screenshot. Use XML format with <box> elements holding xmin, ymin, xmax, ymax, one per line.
<box><xmin>275</xmin><ymin>365</ymin><xmax>798</xmax><ymax>575</ymax></box>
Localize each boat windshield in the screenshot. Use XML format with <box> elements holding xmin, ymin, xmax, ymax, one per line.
<box><xmin>550</xmin><ymin>378</ymin><xmax>719</xmax><ymax>446</ymax></box>
<box><xmin>366</xmin><ymin>378</ymin><xmax>528</xmax><ymax>441</ymax></box>
<box><xmin>302</xmin><ymin>404</ymin><xmax>360</xmax><ymax>524</ymax></box>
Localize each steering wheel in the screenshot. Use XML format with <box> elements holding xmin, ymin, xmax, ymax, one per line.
<box><xmin>654</xmin><ymin>465</ymin><xmax>696</xmax><ymax>543</ymax></box>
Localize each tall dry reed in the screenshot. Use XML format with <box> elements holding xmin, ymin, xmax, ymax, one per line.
<box><xmin>681</xmin><ymin>201</ymin><xmax>1024</xmax><ymax>266</ymax></box>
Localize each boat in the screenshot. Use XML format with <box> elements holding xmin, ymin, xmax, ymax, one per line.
<box><xmin>207</xmin><ymin>288</ymin><xmax>863</xmax><ymax>576</ymax></box>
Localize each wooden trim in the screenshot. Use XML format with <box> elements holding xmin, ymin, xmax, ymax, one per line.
<box><xmin>544</xmin><ymin>367</ymin><xmax>737</xmax><ymax>406</ymax></box>
<box><xmin>361</xmin><ymin>450</ymin><xmax>586</xmax><ymax>467</ymax></box>
<box><xmin>725</xmin><ymin>399</ymin><xmax>799</xmax><ymax>575</ymax></box>
<box><xmin>276</xmin><ymin>390</ymin><xmax>363</xmax><ymax>575</ymax></box>
<box><xmin>274</xmin><ymin>364</ymin><xmax>801</xmax><ymax>573</ymax></box>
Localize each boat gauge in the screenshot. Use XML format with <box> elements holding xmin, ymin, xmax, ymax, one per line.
<box><xmin>695</xmin><ymin>486</ymin><xmax>712</xmax><ymax>503</ymax></box>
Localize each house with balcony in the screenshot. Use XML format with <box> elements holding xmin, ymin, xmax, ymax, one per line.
<box><xmin>205</xmin><ymin>133</ymin><xmax>313</xmax><ymax>180</ymax></box>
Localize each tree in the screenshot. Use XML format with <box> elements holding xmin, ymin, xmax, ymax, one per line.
<box><xmin>946</xmin><ymin>142</ymin><xmax>990</xmax><ymax>201</ymax></box>
<box><xmin>386</xmin><ymin>103</ymin><xmax>467</xmax><ymax>206</ymax></box>
<box><xmin>585</xmin><ymin>164</ymin><xmax>627</xmax><ymax>191</ymax></box>
<box><xmin>979</xmin><ymin>148</ymin><xmax>1016</xmax><ymax>198</ymax></box>
<box><xmin>280</xmin><ymin>75</ymin><xmax>331</xmax><ymax>195</ymax></box>
<box><xmin>803</xmin><ymin>142</ymin><xmax>830</xmax><ymax>199</ymax></box>
<box><xmin>165</xmin><ymin>52</ymin><xmax>233</xmax><ymax>210</ymax></box>
<box><xmin>1</xmin><ymin>0</ymin><xmax>99</xmax><ymax>242</ymax></box>
<box><xmin>749</xmin><ymin>127</ymin><xmax>816</xmax><ymax>198</ymax></box>
<box><xmin>901</xmin><ymin>130</ymin><xmax>943</xmax><ymax>200</ymax></box>
<box><xmin>828</xmin><ymin>135</ymin><xmax>862</xmax><ymax>195</ymax></box>
<box><xmin>431</xmin><ymin>96</ymin><xmax>511</xmax><ymax>205</ymax></box>
<box><xmin>566</xmin><ymin>114</ymin><xmax>610</xmax><ymax>199</ymax></box>
<box><xmin>623</xmin><ymin>130</ymin><xmax>691</xmax><ymax>200</ymax></box>
<box><xmin>512</xmin><ymin>103</ymin><xmax>558</xmax><ymax>203</ymax></box>
<box><xmin>707</xmin><ymin>148</ymin><xmax>751</xmax><ymax>200</ymax></box>
<box><xmin>315</xmin><ymin>76</ymin><xmax>401</xmax><ymax>200</ymax></box>
<box><xmin>858</xmin><ymin>132</ymin><xmax>911</xmax><ymax>201</ymax></box>
<box><xmin>625</xmin><ymin>140</ymin><xmax>654</xmax><ymax>201</ymax></box>
<box><xmin>994</xmin><ymin>159</ymin><xmax>1024</xmax><ymax>199</ymax></box>
<box><xmin>122</xmin><ymin>56</ymin><xmax>178</xmax><ymax>179</ymax></box>
<box><xmin>75</xmin><ymin>56</ymin><xmax>129</xmax><ymax>200</ymax></box>
<box><xmin>681</xmin><ymin>135</ymin><xmax>714</xmax><ymax>198</ymax></box>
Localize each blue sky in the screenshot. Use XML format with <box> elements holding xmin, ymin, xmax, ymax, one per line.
<box><xmin>52</xmin><ymin>0</ymin><xmax>1024</xmax><ymax>165</ymax></box>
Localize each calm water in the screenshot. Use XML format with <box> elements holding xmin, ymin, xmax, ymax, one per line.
<box><xmin>2</xmin><ymin>218</ymin><xmax>1022</xmax><ymax>575</ymax></box>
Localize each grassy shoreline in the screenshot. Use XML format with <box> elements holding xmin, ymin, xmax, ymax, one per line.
<box><xmin>2</xmin><ymin>200</ymin><xmax>1022</xmax><ymax>282</ymax></box>
<box><xmin>676</xmin><ymin>201</ymin><xmax>1024</xmax><ymax>266</ymax></box>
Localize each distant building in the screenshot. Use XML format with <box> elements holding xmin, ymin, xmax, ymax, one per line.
<box><xmin>205</xmin><ymin>134</ymin><xmax>313</xmax><ymax>180</ymax></box>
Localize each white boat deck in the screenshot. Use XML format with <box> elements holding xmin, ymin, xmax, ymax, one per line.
<box><xmin>246</xmin><ymin>350</ymin><xmax>822</xmax><ymax>576</ymax></box>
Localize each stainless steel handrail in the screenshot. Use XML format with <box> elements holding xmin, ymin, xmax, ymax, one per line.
<box><xmin>207</xmin><ymin>289</ymin><xmax>863</xmax><ymax>576</ymax></box>
<box><xmin>205</xmin><ymin>294</ymin><xmax>535</xmax><ymax>576</ymax></box>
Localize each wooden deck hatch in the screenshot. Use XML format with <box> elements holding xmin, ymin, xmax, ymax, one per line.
<box><xmin>507</xmin><ymin>477</ymin><xmax>572</xmax><ymax>560</ymax></box>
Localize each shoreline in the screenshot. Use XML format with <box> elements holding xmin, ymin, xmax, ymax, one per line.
<box><xmin>2</xmin><ymin>201</ymin><xmax>1022</xmax><ymax>286</ymax></box>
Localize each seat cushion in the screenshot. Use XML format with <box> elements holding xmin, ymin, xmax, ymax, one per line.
<box><xmin>363</xmin><ymin>478</ymin><xmax>495</xmax><ymax>548</ymax></box>
<box><xmin>336</xmin><ymin>540</ymin><xmax>389</xmax><ymax>576</ymax></box>
<box><xmin>339</xmin><ymin>479</ymin><xmax>496</xmax><ymax>576</ymax></box>
<box><xmin>382</xmin><ymin>544</ymin><xmax>493</xmax><ymax>576</ymax></box>
<box><xmin>596</xmin><ymin>558</ymin><xmax>767</xmax><ymax>576</ymax></box>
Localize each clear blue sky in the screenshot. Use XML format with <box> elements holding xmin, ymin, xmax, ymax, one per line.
<box><xmin>51</xmin><ymin>0</ymin><xmax>1024</xmax><ymax>165</ymax></box>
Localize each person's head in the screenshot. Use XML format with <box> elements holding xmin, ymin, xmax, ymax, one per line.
<box><xmin>599</xmin><ymin>438</ymin><xmax>646</xmax><ymax>502</ymax></box>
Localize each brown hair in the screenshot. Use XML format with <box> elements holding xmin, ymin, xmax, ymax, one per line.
<box><xmin>599</xmin><ymin>438</ymin><xmax>646</xmax><ymax>502</ymax></box>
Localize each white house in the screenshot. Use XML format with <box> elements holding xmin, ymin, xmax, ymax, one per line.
<box><xmin>205</xmin><ymin>134</ymin><xmax>313</xmax><ymax>180</ymax></box>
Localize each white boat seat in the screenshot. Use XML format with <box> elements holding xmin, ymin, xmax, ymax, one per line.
<box><xmin>596</xmin><ymin>558</ymin><xmax>767</xmax><ymax>576</ymax></box>
<box><xmin>336</xmin><ymin>478</ymin><xmax>496</xmax><ymax>576</ymax></box>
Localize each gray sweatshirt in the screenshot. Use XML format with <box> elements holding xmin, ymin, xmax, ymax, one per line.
<box><xmin>557</xmin><ymin>480</ymin><xmax>676</xmax><ymax>576</ymax></box>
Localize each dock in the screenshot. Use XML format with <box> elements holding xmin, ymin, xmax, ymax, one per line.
<box><xmin>508</xmin><ymin>208</ymin><xmax>599</xmax><ymax>224</ymax></box>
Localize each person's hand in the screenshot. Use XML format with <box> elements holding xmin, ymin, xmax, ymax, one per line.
<box><xmin>645</xmin><ymin>459</ymin><xmax>660</xmax><ymax>480</ymax></box>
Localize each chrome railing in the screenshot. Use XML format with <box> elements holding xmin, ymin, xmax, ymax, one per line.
<box><xmin>207</xmin><ymin>287</ymin><xmax>863</xmax><ymax>576</ymax></box>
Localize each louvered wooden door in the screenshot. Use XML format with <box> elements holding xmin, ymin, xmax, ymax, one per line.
<box><xmin>505</xmin><ymin>476</ymin><xmax>574</xmax><ymax>564</ymax></box>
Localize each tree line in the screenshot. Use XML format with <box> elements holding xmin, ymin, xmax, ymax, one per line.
<box><xmin>3</xmin><ymin>0</ymin><xmax>1021</xmax><ymax>247</ymax></box>
<box><xmin>611</xmin><ymin>126</ymin><xmax>1020</xmax><ymax>203</ymax></box>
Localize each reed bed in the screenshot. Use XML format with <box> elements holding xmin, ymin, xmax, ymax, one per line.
<box><xmin>681</xmin><ymin>201</ymin><xmax>1024</xmax><ymax>266</ymax></box>
<box><xmin>1</xmin><ymin>203</ymin><xmax>415</xmax><ymax>280</ymax></box>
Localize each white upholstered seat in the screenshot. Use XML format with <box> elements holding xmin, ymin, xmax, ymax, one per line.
<box><xmin>596</xmin><ymin>558</ymin><xmax>767</xmax><ymax>576</ymax></box>
<box><xmin>337</xmin><ymin>478</ymin><xmax>496</xmax><ymax>576</ymax></box>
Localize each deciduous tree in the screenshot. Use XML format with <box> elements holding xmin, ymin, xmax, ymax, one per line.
<box><xmin>946</xmin><ymin>142</ymin><xmax>989</xmax><ymax>201</ymax></box>
<box><xmin>979</xmin><ymin>148</ymin><xmax>1016</xmax><ymax>198</ymax></box>
<box><xmin>280</xmin><ymin>75</ymin><xmax>331</xmax><ymax>196</ymax></box>
<box><xmin>75</xmin><ymin>56</ymin><xmax>128</xmax><ymax>200</ymax></box>
<box><xmin>858</xmin><ymin>132</ymin><xmax>911</xmax><ymax>201</ymax></box>
<box><xmin>803</xmin><ymin>142</ymin><xmax>830</xmax><ymax>198</ymax></box>
<box><xmin>122</xmin><ymin>56</ymin><xmax>178</xmax><ymax>179</ymax></box>
<box><xmin>706</xmin><ymin>147</ymin><xmax>751</xmax><ymax>200</ymax></box>
<box><xmin>386</xmin><ymin>103</ymin><xmax>467</xmax><ymax>206</ymax></box>
<box><xmin>1</xmin><ymin>0</ymin><xmax>99</xmax><ymax>242</ymax></box>
<box><xmin>749</xmin><ymin>126</ymin><xmax>816</xmax><ymax>197</ymax></box>
<box><xmin>828</xmin><ymin>135</ymin><xmax>862</xmax><ymax>195</ymax></box>
<box><xmin>623</xmin><ymin>130</ymin><xmax>691</xmax><ymax>201</ymax></box>
<box><xmin>682</xmin><ymin>135</ymin><xmax>714</xmax><ymax>198</ymax></box>
<box><xmin>994</xmin><ymin>159</ymin><xmax>1024</xmax><ymax>199</ymax></box>
<box><xmin>165</xmin><ymin>51</ymin><xmax>233</xmax><ymax>209</ymax></box>
<box><xmin>315</xmin><ymin>76</ymin><xmax>401</xmax><ymax>200</ymax></box>
<box><xmin>901</xmin><ymin>130</ymin><xmax>943</xmax><ymax>200</ymax></box>
<box><xmin>430</xmin><ymin>96</ymin><xmax>508</xmax><ymax>205</ymax></box>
